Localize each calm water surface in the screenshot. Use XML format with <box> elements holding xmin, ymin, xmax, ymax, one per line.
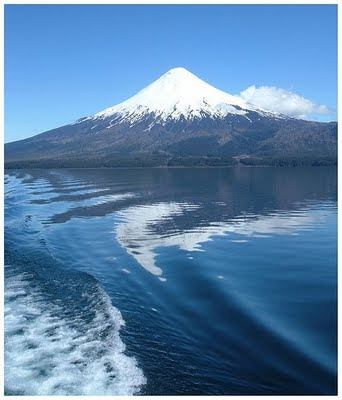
<box><xmin>4</xmin><ymin>167</ymin><xmax>337</xmax><ymax>395</ymax></box>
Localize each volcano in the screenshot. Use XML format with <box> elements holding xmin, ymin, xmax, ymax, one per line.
<box><xmin>5</xmin><ymin>67</ymin><xmax>337</xmax><ymax>167</ymax></box>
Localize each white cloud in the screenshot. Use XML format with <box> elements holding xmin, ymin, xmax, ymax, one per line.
<box><xmin>239</xmin><ymin>85</ymin><xmax>332</xmax><ymax>120</ymax></box>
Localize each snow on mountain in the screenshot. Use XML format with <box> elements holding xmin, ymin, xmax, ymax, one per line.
<box><xmin>79</xmin><ymin>67</ymin><xmax>283</xmax><ymax>126</ymax></box>
<box><xmin>5</xmin><ymin>66</ymin><xmax>337</xmax><ymax>167</ymax></box>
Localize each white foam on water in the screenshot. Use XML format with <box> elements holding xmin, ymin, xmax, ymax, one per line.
<box><xmin>5</xmin><ymin>272</ymin><xmax>146</xmax><ymax>395</ymax></box>
<box><xmin>122</xmin><ymin>268</ymin><xmax>131</xmax><ymax>274</ymax></box>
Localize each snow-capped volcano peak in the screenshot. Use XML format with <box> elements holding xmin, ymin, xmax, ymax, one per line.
<box><xmin>90</xmin><ymin>67</ymin><xmax>276</xmax><ymax>124</ymax></box>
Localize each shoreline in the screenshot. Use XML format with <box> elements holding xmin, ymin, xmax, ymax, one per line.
<box><xmin>4</xmin><ymin>165</ymin><xmax>338</xmax><ymax>171</ymax></box>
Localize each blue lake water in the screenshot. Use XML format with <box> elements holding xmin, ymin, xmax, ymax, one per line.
<box><xmin>4</xmin><ymin>167</ymin><xmax>337</xmax><ymax>395</ymax></box>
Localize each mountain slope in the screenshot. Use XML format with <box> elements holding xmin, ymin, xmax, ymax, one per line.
<box><xmin>89</xmin><ymin>67</ymin><xmax>278</xmax><ymax>122</ymax></box>
<box><xmin>5</xmin><ymin>67</ymin><xmax>337</xmax><ymax>167</ymax></box>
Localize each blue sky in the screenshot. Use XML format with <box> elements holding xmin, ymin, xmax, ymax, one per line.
<box><xmin>5</xmin><ymin>4</ymin><xmax>337</xmax><ymax>142</ymax></box>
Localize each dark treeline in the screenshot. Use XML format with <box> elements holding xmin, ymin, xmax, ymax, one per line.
<box><xmin>239</xmin><ymin>156</ymin><xmax>337</xmax><ymax>167</ymax></box>
<box><xmin>5</xmin><ymin>155</ymin><xmax>337</xmax><ymax>169</ymax></box>
<box><xmin>4</xmin><ymin>155</ymin><xmax>238</xmax><ymax>169</ymax></box>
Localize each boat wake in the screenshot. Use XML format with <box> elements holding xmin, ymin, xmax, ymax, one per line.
<box><xmin>5</xmin><ymin>261</ymin><xmax>146</xmax><ymax>395</ymax></box>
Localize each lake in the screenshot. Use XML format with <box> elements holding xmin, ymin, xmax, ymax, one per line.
<box><xmin>4</xmin><ymin>166</ymin><xmax>337</xmax><ymax>395</ymax></box>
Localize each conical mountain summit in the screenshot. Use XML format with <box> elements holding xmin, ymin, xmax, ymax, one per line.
<box><xmin>79</xmin><ymin>67</ymin><xmax>282</xmax><ymax>126</ymax></box>
<box><xmin>5</xmin><ymin>67</ymin><xmax>337</xmax><ymax>167</ymax></box>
